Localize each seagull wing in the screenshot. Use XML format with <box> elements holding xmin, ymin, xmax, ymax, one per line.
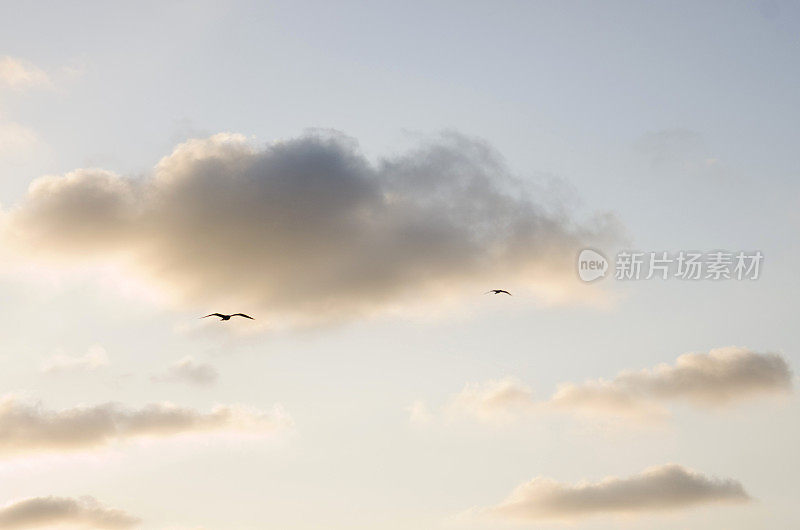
<box><xmin>499</xmin><ymin>290</ymin><xmax>512</xmax><ymax>296</ymax></box>
<box><xmin>202</xmin><ymin>313</ymin><xmax>226</xmax><ymax>319</ymax></box>
<box><xmin>232</xmin><ymin>313</ymin><xmax>255</xmax><ymax>320</ymax></box>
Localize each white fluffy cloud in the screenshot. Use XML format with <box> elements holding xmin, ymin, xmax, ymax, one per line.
<box><xmin>4</xmin><ymin>131</ymin><xmax>618</xmax><ymax>326</ymax></box>
<box><xmin>419</xmin><ymin>348</ymin><xmax>792</xmax><ymax>423</ymax></box>
<box><xmin>484</xmin><ymin>464</ymin><xmax>749</xmax><ymax>521</ymax></box>
<box><xmin>0</xmin><ymin>396</ymin><xmax>291</xmax><ymax>456</ymax></box>
<box><xmin>0</xmin><ymin>496</ymin><xmax>139</xmax><ymax>529</ymax></box>
<box><xmin>153</xmin><ymin>356</ymin><xmax>219</xmax><ymax>386</ymax></box>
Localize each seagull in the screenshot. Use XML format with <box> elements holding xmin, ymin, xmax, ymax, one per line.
<box><xmin>486</xmin><ymin>289</ymin><xmax>512</xmax><ymax>296</ymax></box>
<box><xmin>202</xmin><ymin>313</ymin><xmax>255</xmax><ymax>321</ymax></box>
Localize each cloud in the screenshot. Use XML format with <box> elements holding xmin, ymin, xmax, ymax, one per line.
<box><xmin>483</xmin><ymin>464</ymin><xmax>749</xmax><ymax>522</ymax></box>
<box><xmin>0</xmin><ymin>396</ymin><xmax>291</xmax><ymax>456</ymax></box>
<box><xmin>3</xmin><ymin>131</ymin><xmax>618</xmax><ymax>326</ymax></box>
<box><xmin>153</xmin><ymin>356</ymin><xmax>218</xmax><ymax>386</ymax></box>
<box><xmin>446</xmin><ymin>378</ymin><xmax>536</xmax><ymax>423</ymax></box>
<box><xmin>0</xmin><ymin>495</ymin><xmax>139</xmax><ymax>529</ymax></box>
<box><xmin>41</xmin><ymin>345</ymin><xmax>109</xmax><ymax>373</ymax></box>
<box><xmin>420</xmin><ymin>348</ymin><xmax>792</xmax><ymax>423</ymax></box>
<box><xmin>0</xmin><ymin>57</ymin><xmax>51</xmax><ymax>90</ymax></box>
<box><xmin>550</xmin><ymin>347</ymin><xmax>792</xmax><ymax>418</ymax></box>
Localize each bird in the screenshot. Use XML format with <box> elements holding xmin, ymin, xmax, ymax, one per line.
<box><xmin>202</xmin><ymin>313</ymin><xmax>255</xmax><ymax>321</ymax></box>
<box><xmin>486</xmin><ymin>289</ymin><xmax>512</xmax><ymax>296</ymax></box>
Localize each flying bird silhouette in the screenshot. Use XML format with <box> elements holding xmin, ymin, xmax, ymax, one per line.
<box><xmin>202</xmin><ymin>313</ymin><xmax>255</xmax><ymax>321</ymax></box>
<box><xmin>486</xmin><ymin>289</ymin><xmax>512</xmax><ymax>296</ymax></box>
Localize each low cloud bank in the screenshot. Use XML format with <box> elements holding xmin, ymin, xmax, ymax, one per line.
<box><xmin>417</xmin><ymin>347</ymin><xmax>792</xmax><ymax>423</ymax></box>
<box><xmin>0</xmin><ymin>496</ymin><xmax>139</xmax><ymax>529</ymax></box>
<box><xmin>0</xmin><ymin>396</ymin><xmax>291</xmax><ymax>455</ymax></box>
<box><xmin>551</xmin><ymin>347</ymin><xmax>792</xmax><ymax>418</ymax></box>
<box><xmin>484</xmin><ymin>464</ymin><xmax>749</xmax><ymax>521</ymax></box>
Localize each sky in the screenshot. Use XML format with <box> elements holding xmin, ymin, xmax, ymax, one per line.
<box><xmin>0</xmin><ymin>1</ymin><xmax>799</xmax><ymax>528</ymax></box>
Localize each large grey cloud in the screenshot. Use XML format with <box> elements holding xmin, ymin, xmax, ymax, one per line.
<box><xmin>0</xmin><ymin>396</ymin><xmax>291</xmax><ymax>455</ymax></box>
<box><xmin>0</xmin><ymin>496</ymin><xmax>139</xmax><ymax>529</ymax></box>
<box><xmin>484</xmin><ymin>464</ymin><xmax>749</xmax><ymax>521</ymax></box>
<box><xmin>4</xmin><ymin>131</ymin><xmax>617</xmax><ymax>325</ymax></box>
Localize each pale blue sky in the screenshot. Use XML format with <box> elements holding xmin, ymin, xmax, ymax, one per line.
<box><xmin>1</xmin><ymin>2</ymin><xmax>799</xmax><ymax>529</ymax></box>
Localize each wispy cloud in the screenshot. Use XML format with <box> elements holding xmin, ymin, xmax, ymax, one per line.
<box><xmin>0</xmin><ymin>396</ymin><xmax>292</xmax><ymax>456</ymax></box>
<box><xmin>0</xmin><ymin>56</ymin><xmax>51</xmax><ymax>90</ymax></box>
<box><xmin>40</xmin><ymin>345</ymin><xmax>109</xmax><ymax>373</ymax></box>
<box><xmin>153</xmin><ymin>356</ymin><xmax>218</xmax><ymax>386</ymax></box>
<box><xmin>3</xmin><ymin>131</ymin><xmax>619</xmax><ymax>327</ymax></box>
<box><xmin>479</xmin><ymin>464</ymin><xmax>749</xmax><ymax>522</ymax></box>
<box><xmin>0</xmin><ymin>496</ymin><xmax>139</xmax><ymax>529</ymax></box>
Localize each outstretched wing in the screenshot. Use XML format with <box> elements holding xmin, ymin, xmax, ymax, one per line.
<box><xmin>498</xmin><ymin>290</ymin><xmax>512</xmax><ymax>296</ymax></box>
<box><xmin>232</xmin><ymin>313</ymin><xmax>255</xmax><ymax>320</ymax></box>
<box><xmin>202</xmin><ymin>313</ymin><xmax>226</xmax><ymax>319</ymax></box>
